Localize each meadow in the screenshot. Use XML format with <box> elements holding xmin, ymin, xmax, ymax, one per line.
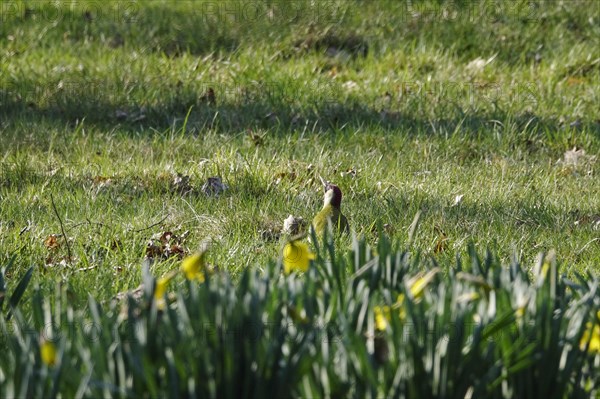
<box><xmin>0</xmin><ymin>0</ymin><xmax>599</xmax><ymax>396</ymax></box>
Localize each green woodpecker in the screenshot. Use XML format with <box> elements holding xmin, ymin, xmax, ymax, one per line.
<box><xmin>312</xmin><ymin>179</ymin><xmax>349</xmax><ymax>237</ymax></box>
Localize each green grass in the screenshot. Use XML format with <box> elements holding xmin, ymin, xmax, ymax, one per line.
<box><xmin>1</xmin><ymin>0</ymin><xmax>599</xmax><ymax>305</ymax></box>
<box><xmin>2</xmin><ymin>235</ymin><xmax>599</xmax><ymax>397</ymax></box>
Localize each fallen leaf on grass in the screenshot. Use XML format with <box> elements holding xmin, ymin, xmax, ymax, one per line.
<box><xmin>44</xmin><ymin>234</ymin><xmax>74</xmax><ymax>267</ymax></box>
<box><xmin>563</xmin><ymin>147</ymin><xmax>590</xmax><ymax>166</ymax></box>
<box><xmin>171</xmin><ymin>173</ymin><xmax>192</xmax><ymax>194</ymax></box>
<box><xmin>273</xmin><ymin>162</ymin><xmax>315</xmax><ymax>186</ymax></box>
<box><xmin>342</xmin><ymin>80</ymin><xmax>359</xmax><ymax>91</ymax></box>
<box><xmin>260</xmin><ymin>227</ymin><xmax>281</xmax><ymax>242</ymax></box>
<box><xmin>157</xmin><ymin>172</ymin><xmax>194</xmax><ymax>195</ymax></box>
<box><xmin>433</xmin><ymin>227</ymin><xmax>448</xmax><ymax>254</ymax></box>
<box><xmin>145</xmin><ymin>230</ymin><xmax>188</xmax><ymax>260</ymax></box>
<box><xmin>370</xmin><ymin>222</ymin><xmax>395</xmax><ymax>237</ymax></box>
<box><xmin>45</xmin><ymin>255</ymin><xmax>72</xmax><ymax>269</ymax></box>
<box><xmin>466</xmin><ymin>54</ymin><xmax>497</xmax><ymax>73</ymax></box>
<box><xmin>572</xmin><ymin>211</ymin><xmax>600</xmax><ymax>229</ymax></box>
<box><xmin>340</xmin><ymin>168</ymin><xmax>359</xmax><ymax>179</ymax></box>
<box><xmin>452</xmin><ymin>194</ymin><xmax>464</xmax><ymax>207</ymax></box>
<box><xmin>566</xmin><ymin>76</ymin><xmax>585</xmax><ymax>86</ymax></box>
<box><xmin>283</xmin><ymin>215</ymin><xmax>306</xmax><ymax>236</ymax></box>
<box><xmin>273</xmin><ymin>171</ymin><xmax>297</xmax><ymax>185</ymax></box>
<box><xmin>201</xmin><ymin>176</ymin><xmax>228</xmax><ymax>196</ymax></box>
<box><xmin>44</xmin><ymin>234</ymin><xmax>61</xmax><ymax>250</ymax></box>
<box><xmin>92</xmin><ymin>176</ymin><xmax>112</xmax><ymax>186</ymax></box>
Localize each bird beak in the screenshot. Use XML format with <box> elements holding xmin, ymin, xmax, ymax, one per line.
<box><xmin>318</xmin><ymin>176</ymin><xmax>328</xmax><ymax>191</ymax></box>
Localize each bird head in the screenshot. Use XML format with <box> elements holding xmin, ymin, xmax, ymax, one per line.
<box><xmin>320</xmin><ymin>178</ymin><xmax>343</xmax><ymax>208</ymax></box>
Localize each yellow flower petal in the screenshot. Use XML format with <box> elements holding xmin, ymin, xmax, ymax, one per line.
<box><xmin>375</xmin><ymin>294</ymin><xmax>407</xmax><ymax>332</ymax></box>
<box><xmin>540</xmin><ymin>261</ymin><xmax>550</xmax><ymax>280</ymax></box>
<box><xmin>154</xmin><ymin>277</ymin><xmax>169</xmax><ymax>298</ymax></box>
<box><xmin>407</xmin><ymin>269</ymin><xmax>440</xmax><ymax>299</ymax></box>
<box><xmin>374</xmin><ymin>306</ymin><xmax>390</xmax><ymax>331</ymax></box>
<box><xmin>40</xmin><ymin>340</ymin><xmax>57</xmax><ymax>367</ymax></box>
<box><xmin>181</xmin><ymin>252</ymin><xmax>206</xmax><ymax>282</ymax></box>
<box><xmin>393</xmin><ymin>293</ymin><xmax>407</xmax><ymax>320</ymax></box>
<box><xmin>457</xmin><ymin>292</ymin><xmax>480</xmax><ymax>304</ymax></box>
<box><xmin>283</xmin><ymin>241</ymin><xmax>315</xmax><ymax>274</ymax></box>
<box><xmin>396</xmin><ymin>293</ymin><xmax>406</xmax><ymax>305</ymax></box>
<box><xmin>580</xmin><ymin>319</ymin><xmax>600</xmax><ymax>353</ymax></box>
<box><xmin>154</xmin><ymin>276</ymin><xmax>172</xmax><ymax>310</ymax></box>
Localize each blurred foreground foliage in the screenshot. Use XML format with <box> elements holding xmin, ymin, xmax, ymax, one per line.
<box><xmin>1</xmin><ymin>233</ymin><xmax>599</xmax><ymax>398</ymax></box>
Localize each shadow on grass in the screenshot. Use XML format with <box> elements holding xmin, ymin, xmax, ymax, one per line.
<box><xmin>2</xmin><ymin>84</ymin><xmax>598</xmax><ymax>143</ymax></box>
<box><xmin>1</xmin><ymin>2</ymin><xmax>598</xmax><ymax>138</ymax></box>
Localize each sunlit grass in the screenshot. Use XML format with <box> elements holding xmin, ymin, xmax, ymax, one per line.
<box><xmin>0</xmin><ymin>0</ymin><xmax>598</xmax><ymax>303</ymax></box>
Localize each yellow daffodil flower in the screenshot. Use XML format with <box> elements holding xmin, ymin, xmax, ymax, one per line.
<box><xmin>283</xmin><ymin>241</ymin><xmax>315</xmax><ymax>274</ymax></box>
<box><xmin>373</xmin><ymin>270</ymin><xmax>440</xmax><ymax>333</ymax></box>
<box><xmin>407</xmin><ymin>268</ymin><xmax>440</xmax><ymax>300</ymax></box>
<box><xmin>580</xmin><ymin>311</ymin><xmax>600</xmax><ymax>353</ymax></box>
<box><xmin>154</xmin><ymin>275</ymin><xmax>173</xmax><ymax>310</ymax></box>
<box><xmin>375</xmin><ymin>294</ymin><xmax>407</xmax><ymax>331</ymax></box>
<box><xmin>393</xmin><ymin>294</ymin><xmax>407</xmax><ymax>320</ymax></box>
<box><xmin>540</xmin><ymin>261</ymin><xmax>550</xmax><ymax>280</ymax></box>
<box><xmin>151</xmin><ymin>268</ymin><xmax>179</xmax><ymax>310</ymax></box>
<box><xmin>40</xmin><ymin>340</ymin><xmax>57</xmax><ymax>367</ymax></box>
<box><xmin>375</xmin><ymin>306</ymin><xmax>391</xmax><ymax>331</ymax></box>
<box><xmin>181</xmin><ymin>252</ymin><xmax>206</xmax><ymax>282</ymax></box>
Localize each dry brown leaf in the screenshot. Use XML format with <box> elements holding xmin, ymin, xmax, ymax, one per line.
<box><xmin>566</xmin><ymin>77</ymin><xmax>585</xmax><ymax>86</ymax></box>
<box><xmin>44</xmin><ymin>234</ymin><xmax>61</xmax><ymax>250</ymax></box>
<box><xmin>159</xmin><ymin>231</ymin><xmax>174</xmax><ymax>244</ymax></box>
<box><xmin>340</xmin><ymin>167</ymin><xmax>359</xmax><ymax>178</ymax></box>
<box><xmin>145</xmin><ymin>242</ymin><xmax>163</xmax><ymax>258</ymax></box>
<box><xmin>169</xmin><ymin>244</ymin><xmax>185</xmax><ymax>256</ymax></box>
<box><xmin>92</xmin><ymin>176</ymin><xmax>112</xmax><ymax>185</ymax></box>
<box><xmin>45</xmin><ymin>254</ymin><xmax>71</xmax><ymax>268</ymax></box>
<box><xmin>273</xmin><ymin>171</ymin><xmax>297</xmax><ymax>185</ymax></box>
<box><xmin>146</xmin><ymin>230</ymin><xmax>188</xmax><ymax>260</ymax></box>
<box><xmin>434</xmin><ymin>227</ymin><xmax>448</xmax><ymax>254</ymax></box>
